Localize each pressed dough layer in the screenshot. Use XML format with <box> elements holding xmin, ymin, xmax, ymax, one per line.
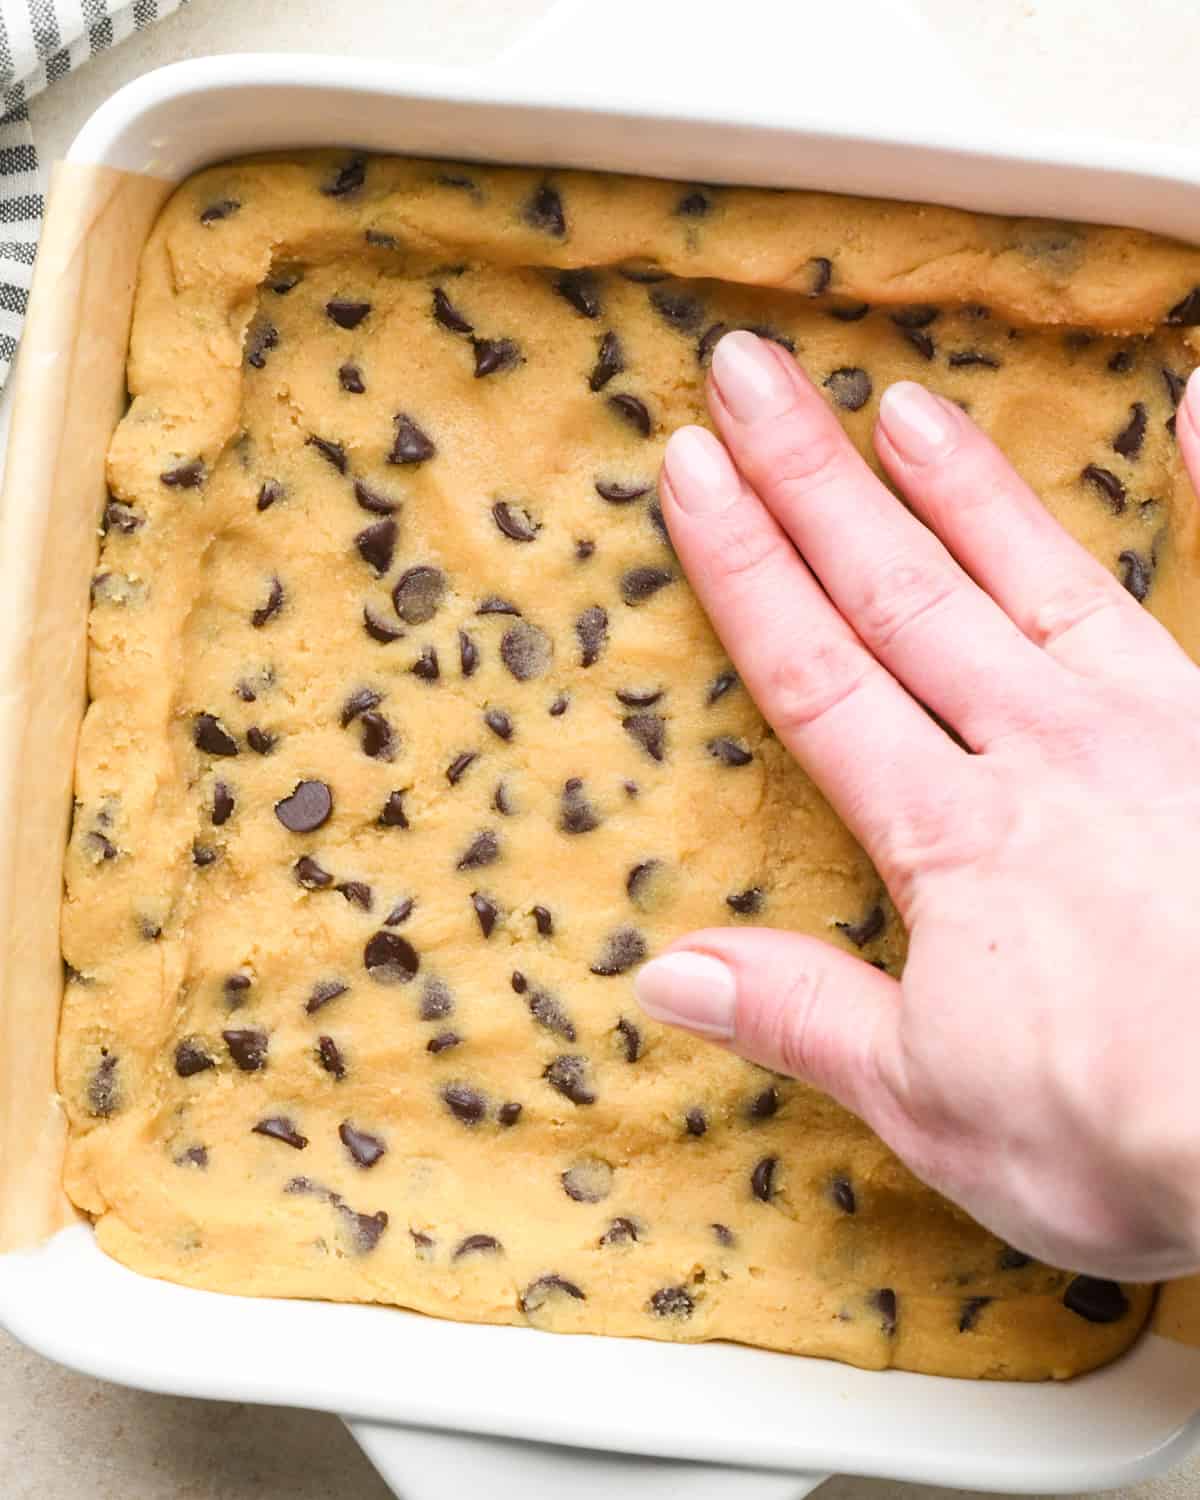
<box><xmin>60</xmin><ymin>152</ymin><xmax>1200</xmax><ymax>1378</ymax></box>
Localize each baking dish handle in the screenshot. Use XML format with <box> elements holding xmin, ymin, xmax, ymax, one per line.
<box><xmin>345</xmin><ymin>1418</ymin><xmax>830</xmax><ymax>1500</ymax></box>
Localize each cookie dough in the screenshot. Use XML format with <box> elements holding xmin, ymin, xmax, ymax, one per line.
<box><xmin>61</xmin><ymin>152</ymin><xmax>1200</xmax><ymax>1378</ymax></box>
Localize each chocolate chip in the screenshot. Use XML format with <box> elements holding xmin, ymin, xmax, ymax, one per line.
<box><xmin>649</xmin><ymin>287</ymin><xmax>703</xmax><ymax>334</ymax></box>
<box><xmin>958</xmin><ymin>1297</ymin><xmax>991</xmax><ymax>1333</ymax></box>
<box><xmin>615</xmin><ymin>1016</ymin><xmax>642</xmax><ymax>1063</ymax></box>
<box><xmin>86</xmin><ymin>1053</ymin><xmax>119</xmax><ymax>1116</ymax></box>
<box><xmin>223</xmin><ymin>973</ymin><xmax>251</xmax><ymax>1008</ymax></box>
<box><xmin>511</xmin><ymin>972</ymin><xmax>528</xmax><ymax>994</ymax></box>
<box><xmin>306</xmin><ymin>979</ymin><xmax>348</xmax><ymax>1015</ymax></box>
<box><xmin>873</xmin><ymin>1288</ymin><xmax>898</xmax><ymax>1336</ymax></box>
<box><xmin>622</xmin><ymin>713</ymin><xmax>666</xmax><ymax>762</ymax></box>
<box><xmin>247</xmin><ymin>726</ymin><xmax>277</xmax><ymax>755</ymax></box>
<box><xmin>556</xmin><ymin>269</ymin><xmax>601</xmax><ymax>318</ymax></box>
<box><xmin>174</xmin><ymin>1040</ymin><xmax>215</xmax><ymax>1078</ymax></box>
<box><xmin>695</xmin><ymin>322</ymin><xmax>729</xmax><ymax>367</ymax></box>
<box><xmin>364</xmin><ymin>606</ymin><xmax>404</xmax><ymax>643</ymax></box>
<box><xmin>529</xmin><ymin>989</ymin><xmax>576</xmax><ymax>1041</ymax></box>
<box><xmin>471</xmin><ymin>891</ymin><xmax>499</xmax><ymax>937</ymax></box>
<box><xmin>1166</xmin><ymin>287</ymin><xmax>1200</xmax><ymax>325</ymax></box>
<box><xmin>457</xmin><ymin>830</ymin><xmax>499</xmax><ymax>870</ymax></box>
<box><xmin>274</xmin><ymin>780</ymin><xmax>333</xmax><ymax>833</ymax></box>
<box><xmin>379</xmin><ymin>790</ymin><xmax>409</xmax><ymax>828</ymax></box>
<box><xmin>498</xmin><ymin>1101</ymin><xmax>522</xmax><ymax>1127</ymax></box>
<box><xmin>86</xmin><ymin>831</ymin><xmax>117</xmax><ymax>861</ymax></box>
<box><xmin>524</xmin><ymin>183</ymin><xmax>566</xmax><ymax>236</ymax></box>
<box><xmin>608</xmin><ymin>393</ymin><xmax>652</xmax><ymax>437</ymax></box>
<box><xmin>199</xmin><ymin>198</ymin><xmax>240</xmax><ymax>224</ymax></box>
<box><xmin>500</xmin><ymin>620</ymin><xmax>551</xmax><ymax>680</ymax></box>
<box><xmin>543</xmin><ymin>1054</ymin><xmax>596</xmax><ymax>1105</ymax></box>
<box><xmin>223</xmin><ymin>1029</ymin><xmax>268</xmax><ymax>1071</ymax></box>
<box><xmin>211</xmin><ymin>782</ymin><xmax>235</xmax><ymax>826</ymax></box>
<box><xmin>484</xmin><ymin>708</ymin><xmax>513</xmax><ymax>740</ymax></box>
<box><xmin>456</xmin><ymin>630</ymin><xmax>481</xmax><ymax>679</ymax></box>
<box><xmin>339</xmin><ymin>363</ymin><xmax>366</xmax><ymax>394</ymax></box>
<box><xmin>359</xmin><ymin>710</ymin><xmax>395</xmax><ymax>760</ymax></box>
<box><xmin>468</xmin><ymin>335</ymin><xmax>519</xmax><ymax>378</ymax></box>
<box><xmin>306</xmin><ymin>434</ymin><xmax>347</xmax><ymax>474</ymax></box>
<box><xmin>837</xmin><ymin>903</ymin><xmax>885</xmax><ymax>948</ymax></box>
<box><xmin>685</xmin><ymin>1107</ymin><xmax>708</xmax><ymax>1137</ymax></box>
<box><xmin>831</xmin><ymin>1175</ymin><xmax>857</xmax><ymax>1214</ymax></box>
<box><xmin>314</xmin><ymin>1036</ymin><xmax>345</xmax><ymax>1080</ymax></box>
<box><xmin>621</xmin><ymin>566</ymin><xmax>673</xmax><ymax>605</ymax></box>
<box><xmin>446</xmin><ymin>751</ymin><xmax>478</xmax><ymax>786</ymax></box>
<box><xmin>492</xmin><ymin>781</ymin><xmax>514</xmax><ymax>816</ymax></box>
<box><xmin>427</xmin><ymin>1030</ymin><xmax>462</xmax><ymax>1054</ymax></box>
<box><xmin>616</xmin><ymin>688</ymin><xmax>663</xmax><ymax>710</ymax></box>
<box><xmin>618</xmin><ymin>261</ymin><xmax>669</xmax><ymax>283</ymax></box>
<box><xmin>561</xmin><ymin>1159</ymin><xmax>612</xmax><ymax>1203</ymax></box>
<box><xmin>442</xmin><ymin>1084</ymin><xmax>488</xmax><ymax>1126</ymax></box>
<box><xmin>1113</xmin><ymin>402</ymin><xmax>1147</xmax><ymax>459</ymax></box>
<box><xmin>902</xmin><ymin>326</ymin><xmax>936</xmax><ymax>360</ymax></box>
<box><xmin>192</xmin><ymin>841</ymin><xmax>218</xmax><ymax>868</ymax></box>
<box><xmin>411</xmin><ymin>646</ymin><xmax>440</xmax><ymax>682</ymax></box>
<box><xmin>575</xmin><ymin>605</ymin><xmax>608</xmax><ymax>667</ymax></box>
<box><xmin>532</xmin><ymin>905</ymin><xmax>554</xmax><ymax>936</ymax></box>
<box><xmin>829</xmin><ymin>301</ymin><xmax>871</xmax><ymax>323</ymax></box>
<box><xmin>421</xmin><ymin>977</ymin><xmax>453</xmax><ymax>1020</ymax></box>
<box><xmin>245</xmin><ymin>320</ymin><xmax>279</xmax><ymax>368</ymax></box>
<box><xmin>492</xmin><ymin>500</ymin><xmax>540</xmax><ymax>541</ymax></box>
<box><xmin>999</xmin><ymin>1245</ymin><xmax>1032</xmax><ymax>1270</ymax></box>
<box><xmin>712</xmin><ymin>1223</ymin><xmax>735</xmax><ymax>1247</ymax></box>
<box><xmin>364</xmin><ymin>930</ymin><xmax>419</xmax><ymax>983</ymax></box>
<box><xmin>176</xmin><ymin>1145</ymin><xmax>208</xmax><ymax>1168</ymax></box>
<box><xmin>748</xmin><ymin>1086</ymin><xmax>780</xmax><ymax>1121</ymax></box>
<box><xmin>103</xmin><ymin>502</ymin><xmax>143</xmax><ymax>534</ymax></box>
<box><xmin>1082</xmin><ymin>463</ymin><xmax>1126</xmax><ymax>513</ymax></box>
<box><xmin>625</xmin><ymin>859</ymin><xmax>662</xmax><ymax>905</ymax></box>
<box><xmin>589</xmin><ymin>331</ymin><xmax>625</xmax><ymax>392</ymax></box>
<box><xmin>338</xmin><ymin>881</ymin><xmax>373</xmax><ymax>911</ymax></box>
<box><xmin>436</xmin><ymin>169</ymin><xmax>478</xmax><ymax>192</ymax></box>
<box><xmin>477</xmin><ymin>595</ymin><xmax>520</xmax><ymax>615</ymax></box>
<box><xmin>389</xmin><ymin>413</ymin><xmax>437</xmax><ymax>465</ymax></box>
<box><xmin>355</xmin><ymin>518</ymin><xmax>398</xmax><ymax>576</ymax></box>
<box><xmin>1119</xmin><ymin>549</ymin><xmax>1153</xmax><ymax>602</ymax></box>
<box><xmin>595</xmin><ymin>477</ymin><xmax>650</xmax><ymax>504</ymax></box>
<box><xmin>1163</xmin><ymin>366</ymin><xmax>1187</xmax><ymax>408</ymax></box>
<box><xmin>601</xmin><ymin>1217</ymin><xmax>639</xmax><ymax>1245</ymax></box>
<box><xmin>575</xmin><ymin>539</ymin><xmax>596</xmax><ymax>560</ymax></box>
<box><xmin>647</xmin><ymin>501</ymin><xmax>670</xmax><ymax>546</ymax></box>
<box><xmin>676</xmin><ymin>189</ymin><xmax>710</xmax><ymax>217</ymax></box>
<box><xmin>751</xmin><ymin>1155</ymin><xmax>778</xmax><ymax>1202</ymax></box>
<box><xmin>194</xmin><ymin>713</ymin><xmax>238</xmax><ymax>757</ymax></box>
<box><xmin>267</xmin><ymin>267</ymin><xmax>302</xmax><ymax>294</ymax></box>
<box><xmin>433</xmin><ymin>286</ymin><xmax>474</xmax><ymax>334</ymax></box>
<box><xmin>893</xmin><ymin>305</ymin><xmax>939</xmax><ymax>329</ymax></box>
<box><xmin>339</xmin><ymin>1121</ymin><xmax>386</xmax><ymax>1168</ymax></box>
<box><xmin>726</xmin><ymin>887</ymin><xmax>763</xmax><ymax>916</ymax></box>
<box><xmin>250</xmin><ymin>575</ymin><xmax>285</xmax><ymax>628</ymax></box>
<box><xmin>805</xmin><ymin>255</ymin><xmax>833</xmax><ymax>294</ymax></box>
<box><xmin>393</xmin><ymin>565</ymin><xmax>446</xmax><ymax>624</ymax></box>
<box><xmin>1063</xmin><ymin>1275</ymin><xmax>1129</xmax><ymax>1323</ymax></box>
<box><xmin>340</xmin><ymin>688</ymin><xmax>382</xmax><ymax>727</ymax></box>
<box><xmin>160</xmin><ymin>459</ymin><xmax>205</xmax><ymax>489</ymax></box>
<box><xmin>947</xmin><ymin>350</ymin><xmax>1000</xmax><ymax>370</ymax></box>
<box><xmin>386</xmin><ymin>898</ymin><xmax>414</xmax><ymax>927</ymax></box>
<box><xmin>253</xmin><ymin>1116</ymin><xmax>308</xmax><ymax>1149</ymax></box>
<box><xmin>295</xmin><ymin>855</ymin><xmax>334</xmax><ymax>890</ymax></box>
<box><xmin>560</xmin><ymin>778</ymin><xmax>600</xmax><ymax>834</ymax></box>
<box><xmin>707</xmin><ymin>736</ymin><xmax>752</xmax><ymax>767</ymax></box>
<box><xmin>1108</xmin><ymin>348</ymin><xmax>1135</xmax><ymax>374</ymax></box>
<box><xmin>326</xmin><ymin>298</ymin><xmax>370</xmax><ymax>330</ymax></box>
<box><xmin>139</xmin><ymin>919</ymin><xmax>162</xmax><ymax>941</ymax></box>
<box><xmin>650</xmin><ymin>1286</ymin><xmax>693</xmax><ymax>1319</ymax></box>
<box><xmin>322</xmin><ymin>155</ymin><xmax>366</xmax><ymax>196</ymax></box>
<box><xmin>589</xmin><ymin>926</ymin><xmax>646</xmax><ymax>975</ymax></box>
<box><xmin>342</xmin><ymin>1206</ymin><xmax>389</xmax><ymax>1253</ymax></box>
<box><xmin>823</xmin><ymin>367</ymin><xmax>872</xmax><ymax>412</ymax></box>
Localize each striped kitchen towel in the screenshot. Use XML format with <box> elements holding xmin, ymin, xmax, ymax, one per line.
<box><xmin>0</xmin><ymin>0</ymin><xmax>187</xmax><ymax>383</ymax></box>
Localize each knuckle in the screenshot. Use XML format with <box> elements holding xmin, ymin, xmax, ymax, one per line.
<box><xmin>764</xmin><ymin>635</ymin><xmax>873</xmax><ymax>738</ymax></box>
<box><xmin>752</xmin><ymin>966</ymin><xmax>826</xmax><ymax>1082</ymax></box>
<box><xmin>761</xmin><ymin>417</ymin><xmax>847</xmax><ymax>498</ymax></box>
<box><xmin>1028</xmin><ymin>578</ymin><xmax>1120</xmax><ymax>651</ymax></box>
<box><xmin>706</xmin><ymin>512</ymin><xmax>790</xmax><ymax>586</ymax></box>
<box><xmin>875</xmin><ymin>781</ymin><xmax>1009</xmax><ymax>894</ymax></box>
<box><xmin>852</xmin><ymin>554</ymin><xmax>958</xmax><ymax>654</ymax></box>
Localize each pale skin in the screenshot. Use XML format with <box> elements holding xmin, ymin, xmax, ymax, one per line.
<box><xmin>634</xmin><ymin>328</ymin><xmax>1200</xmax><ymax>1285</ymax></box>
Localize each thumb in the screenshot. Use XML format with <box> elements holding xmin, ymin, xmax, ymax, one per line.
<box><xmin>634</xmin><ymin>928</ymin><xmax>901</xmax><ymax>1125</ymax></box>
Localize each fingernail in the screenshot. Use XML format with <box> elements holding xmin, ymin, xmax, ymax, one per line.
<box><xmin>711</xmin><ymin>329</ymin><xmax>795</xmax><ymax>422</ymax></box>
<box><xmin>635</xmin><ymin>951</ymin><xmax>737</xmax><ymax>1040</ymax></box>
<box><xmin>662</xmin><ymin>425</ymin><xmax>739</xmax><ymax>515</ymax></box>
<box><xmin>878</xmin><ymin>381</ymin><xmax>961</xmax><ymax>464</ymax></box>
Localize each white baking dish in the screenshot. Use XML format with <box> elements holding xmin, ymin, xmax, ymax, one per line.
<box><xmin>5</xmin><ymin>2</ymin><xmax>1200</xmax><ymax>1495</ymax></box>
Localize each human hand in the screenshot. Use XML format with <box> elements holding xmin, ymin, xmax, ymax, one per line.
<box><xmin>636</xmin><ymin>329</ymin><xmax>1200</xmax><ymax>1283</ymax></box>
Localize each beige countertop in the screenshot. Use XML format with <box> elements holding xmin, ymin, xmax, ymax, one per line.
<box><xmin>7</xmin><ymin>1</ymin><xmax>1200</xmax><ymax>1496</ymax></box>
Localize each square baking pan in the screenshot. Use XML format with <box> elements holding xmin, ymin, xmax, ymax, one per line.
<box><xmin>5</xmin><ymin>2</ymin><xmax>1200</xmax><ymax>1495</ymax></box>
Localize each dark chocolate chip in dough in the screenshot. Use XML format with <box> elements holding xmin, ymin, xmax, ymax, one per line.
<box><xmin>711</xmin><ymin>1223</ymin><xmax>736</xmax><ymax>1247</ymax></box>
<box><xmin>601</xmin><ymin>1217</ymin><xmax>639</xmax><ymax>1245</ymax></box>
<box><xmin>176</xmin><ymin>1145</ymin><xmax>209</xmax><ymax>1168</ymax></box>
<box><xmin>697</xmin><ymin>321</ymin><xmax>729</xmax><ymax>365</ymax></box>
<box><xmin>339</xmin><ymin>1121</ymin><xmax>387</xmax><ymax>1168</ymax></box>
<box><xmin>575</xmin><ymin>605</ymin><xmax>608</xmax><ymax>667</ymax></box>
<box><xmin>823</xmin><ymin>367</ymin><xmax>872</xmax><ymax>412</ymax></box>
<box><xmin>998</xmin><ymin>1245</ymin><xmax>1032</xmax><ymax>1270</ymax></box>
<box><xmin>618</xmin><ymin>261</ymin><xmax>669</xmax><ymax>283</ymax></box>
<box><xmin>267</xmin><ymin>267</ymin><xmax>302</xmax><ymax>294</ymax></box>
<box><xmin>199</xmin><ymin>198</ymin><xmax>240</xmax><ymax>224</ymax></box>
<box><xmin>253</xmin><ymin>1116</ymin><xmax>308</xmax><ymax>1149</ymax></box>
<box><xmin>685</xmin><ymin>1107</ymin><xmax>708</xmax><ymax>1137</ymax></box>
<box><xmin>873</xmin><ymin>1288</ymin><xmax>898</xmax><ymax>1336</ymax></box>
<box><xmin>341</xmin><ymin>687</ymin><xmax>383</xmax><ymax>726</ymax></box>
<box><xmin>393</xmin><ymin>565</ymin><xmax>446</xmax><ymax>624</ymax></box>
<box><xmin>492</xmin><ymin>780</ymin><xmax>514</xmax><ymax>816</ymax></box>
<box><xmin>492</xmin><ymin>500</ymin><xmax>540</xmax><ymax>541</ymax></box>
<box><xmin>458</xmin><ymin>629</ymin><xmax>480</xmax><ymax>678</ymax></box>
<box><xmin>224</xmin><ymin>973</ymin><xmax>251</xmax><ymax>1007</ymax></box>
<box><xmin>901</xmin><ymin>327</ymin><xmax>935</xmax><ymax>360</ymax></box>
<box><xmin>211</xmin><ymin>782</ymin><xmax>235</xmax><ymax>825</ymax></box>
<box><xmin>87</xmin><ymin>831</ymin><xmax>118</xmax><ymax>861</ymax></box>
<box><xmin>364</xmin><ymin>606</ymin><xmax>404</xmax><ymax>643</ymax></box>
<box><xmin>617</xmin><ymin>687</ymin><xmax>663</xmax><ymax>708</ymax></box>
<box><xmin>87</xmin><ymin>1053</ymin><xmax>119</xmax><ymax>1117</ymax></box>
<box><xmin>532</xmin><ymin>905</ymin><xmax>554</xmax><ymax>936</ymax></box>
<box><xmin>354</xmin><ymin>479</ymin><xmax>398</xmax><ymax>515</ymax></box>
<box><xmin>442</xmin><ymin>1084</ymin><xmax>488</xmax><ymax>1126</ymax></box>
<box><xmin>1081</xmin><ymin>463</ymin><xmax>1127</xmax><ymax>513</ymax></box>
<box><xmin>251</xmin><ymin>575</ymin><xmax>285</xmax><ymax>627</ymax></box>
<box><xmin>427</xmin><ymin>1031</ymin><xmax>462</xmax><ymax>1054</ymax></box>
<box><xmin>471</xmin><ymin>336</ymin><xmax>521</xmax><ymax>379</ymax></box>
<box><xmin>647</xmin><ymin>500</ymin><xmax>671</xmax><ymax>547</ymax></box>
<box><xmin>625</xmin><ymin>859</ymin><xmax>662</xmax><ymax>904</ymax></box>
<box><xmin>575</xmin><ymin>538</ymin><xmax>596</xmax><ymax>560</ymax></box>
<box><xmin>706</xmin><ymin>668</ymin><xmax>739</xmax><ymax>706</ymax></box>
<box><xmin>893</xmin><ymin>305</ymin><xmax>939</xmax><ymax>328</ymax></box>
<box><xmin>649</xmin><ymin>1287</ymin><xmax>694</xmax><ymax>1319</ymax></box>
<box><xmin>174</xmin><ymin>1040</ymin><xmax>215</xmax><ymax>1078</ymax></box>
<box><xmin>958</xmin><ymin>1296</ymin><xmax>991</xmax><ymax>1333</ymax></box>
<box><xmin>529</xmin><ymin>989</ymin><xmax>576</xmax><ymax>1041</ymax></box>
<box><xmin>543</xmin><ymin>1054</ymin><xmax>596</xmax><ymax>1105</ymax></box>
<box><xmin>831</xmin><ymin>1175</ymin><xmax>857</xmax><ymax>1214</ymax></box>
<box><xmin>1166</xmin><ymin>287</ymin><xmax>1200</xmax><ymax>325</ymax></box>
<box><xmin>457</xmin><ymin>830</ymin><xmax>500</xmax><ymax>870</ymax></box>
<box><xmin>1162</xmin><ymin>366</ymin><xmax>1187</xmax><ymax>408</ymax></box>
<box><xmin>947</xmin><ymin>350</ymin><xmax>1000</xmax><ymax>370</ymax></box>
<box><xmin>342</xmin><ymin>1206</ymin><xmax>389</xmax><ymax>1253</ymax></box>
<box><xmin>379</xmin><ymin>790</ymin><xmax>409</xmax><ymax>828</ymax></box>
<box><xmin>622</xmin><ymin>713</ymin><xmax>666</xmax><ymax>762</ymax></box>
<box><xmin>707</xmin><ymin>736</ymin><xmax>752</xmax><ymax>767</ymax></box>
<box><xmin>326</xmin><ymin>298</ymin><xmax>371</xmax><ymax>330</ymax></box>
<box><xmin>421</xmin><ymin>977</ymin><xmax>453</xmax><ymax>1020</ymax></box>
<box><xmin>360</xmin><ymin>710</ymin><xmax>396</xmax><ymax>760</ymax></box>
<box><xmin>436</xmin><ymin>169</ymin><xmax>478</xmax><ymax>192</ymax></box>
<box><xmin>223</xmin><ymin>1028</ymin><xmax>268</xmax><ymax>1072</ymax></box>
<box><xmin>615</xmin><ymin>1016</ymin><xmax>642</xmax><ymax>1063</ymax></box>
<box><xmin>386</xmin><ymin>898</ymin><xmax>415</xmax><ymax>927</ymax></box>
<box><xmin>500</xmin><ymin>620</ymin><xmax>551</xmax><ymax>680</ymax></box>
<box><xmin>484</xmin><ymin>708</ymin><xmax>513</xmax><ymax>740</ymax></box>
<box><xmin>589</xmin><ymin>331</ymin><xmax>625</xmax><ymax>392</ymax></box>
<box><xmin>1119</xmin><ymin>549</ymin><xmax>1153</xmax><ymax>602</ymax></box>
<box><xmin>524</xmin><ymin>183</ymin><xmax>566</xmax><ymax>236</ymax></box>
<box><xmin>306</xmin><ymin>434</ymin><xmax>347</xmax><ymax>474</ymax></box>
<box><xmin>805</xmin><ymin>255</ymin><xmax>833</xmax><ymax>294</ymax></box>
<box><xmin>453</xmin><ymin>1233</ymin><xmax>503</xmax><ymax>1263</ymax></box>
<box><xmin>608</xmin><ymin>393</ymin><xmax>652</xmax><ymax>437</ymax></box>
<box><xmin>160</xmin><ymin>459</ymin><xmax>205</xmax><ymax>488</ymax></box>
<box><xmin>649</xmin><ymin>287</ymin><xmax>704</xmax><ymax>334</ymax></box>
<box><xmin>555</xmin><ymin>269</ymin><xmax>601</xmax><ymax>318</ymax></box>
<box><xmin>245</xmin><ymin>321</ymin><xmax>279</xmax><ymax>368</ymax></box>
<box><xmin>726</xmin><ymin>886</ymin><xmax>763</xmax><ymax>916</ymax></box>
<box><xmin>621</xmin><ymin>566</ymin><xmax>674</xmax><ymax>605</ymax></box>
<box><xmin>511</xmin><ymin>971</ymin><xmax>528</xmax><ymax>994</ymax></box>
<box><xmin>364</xmin><ymin>930</ymin><xmax>419</xmax><ymax>983</ymax></box>
<box><xmin>389</xmin><ymin>413</ymin><xmax>437</xmax><ymax>466</ymax></box>
<box><xmin>306</xmin><ymin>979</ymin><xmax>349</xmax><ymax>1015</ymax></box>
<box><xmin>339</xmin><ymin>363</ymin><xmax>366</xmax><ymax>394</ymax></box>
<box><xmin>194</xmin><ymin>713</ymin><xmax>239</xmax><ymax>757</ymax></box>
<box><xmin>192</xmin><ymin>842</ymin><xmax>218</xmax><ymax>868</ymax></box>
<box><xmin>471</xmin><ymin>891</ymin><xmax>499</xmax><ymax>937</ymax></box>
<box><xmin>1113</xmin><ymin>402</ymin><xmax>1148</xmax><ymax>459</ymax></box>
<box><xmin>589</xmin><ymin>926</ymin><xmax>646</xmax><ymax>975</ymax></box>
<box><xmin>295</xmin><ymin>855</ymin><xmax>334</xmax><ymax>889</ymax></box>
<box><xmin>274</xmin><ymin>779</ymin><xmax>333</xmax><ymax>833</ymax></box>
<box><xmin>1107</xmin><ymin>348</ymin><xmax>1135</xmax><ymax>374</ymax></box>
<box><xmin>751</xmin><ymin>1155</ymin><xmax>779</xmax><ymax>1202</ymax></box>
<box><xmin>748</xmin><ymin>1086</ymin><xmax>780</xmax><ymax>1121</ymax></box>
<box><xmin>829</xmin><ymin>301</ymin><xmax>871</xmax><ymax>322</ymax></box>
<box><xmin>560</xmin><ymin>778</ymin><xmax>600</xmax><ymax>834</ymax></box>
<box><xmin>837</xmin><ymin>902</ymin><xmax>886</xmax><ymax>948</ymax></box>
<box><xmin>561</xmin><ymin>1160</ymin><xmax>612</xmax><ymax>1202</ymax></box>
<box><xmin>322</xmin><ymin>155</ymin><xmax>366</xmax><ymax>196</ymax></box>
<box><xmin>446</xmin><ymin>751</ymin><xmax>478</xmax><ymax>786</ymax></box>
<box><xmin>742</xmin><ymin>322</ymin><xmax>796</xmax><ymax>354</ymax></box>
<box><xmin>519</xmin><ymin>1274</ymin><xmax>587</xmax><ymax>1314</ymax></box>
<box><xmin>338</xmin><ymin>881</ymin><xmax>373</xmax><ymax>911</ymax></box>
<box><xmin>1063</xmin><ymin>1275</ymin><xmax>1129</xmax><ymax>1323</ymax></box>
<box><xmin>433</xmin><ymin>286</ymin><xmax>474</xmax><ymax>334</ymax></box>
<box><xmin>478</xmin><ymin>595</ymin><xmax>521</xmax><ymax>615</ymax></box>
<box><xmin>104</xmin><ymin>502</ymin><xmax>143</xmax><ymax>533</ymax></box>
<box><xmin>316</xmin><ymin>1032</ymin><xmax>345</xmax><ymax>1080</ymax></box>
<box><xmin>595</xmin><ymin>477</ymin><xmax>650</xmax><ymax>504</ymax></box>
<box><xmin>246</xmin><ymin>726</ymin><xmax>277</xmax><ymax>755</ymax></box>
<box><xmin>411</xmin><ymin>645</ymin><xmax>440</xmax><ymax>682</ymax></box>
<box><xmin>355</xmin><ymin>518</ymin><xmax>398</xmax><ymax>575</ymax></box>
<box><xmin>676</xmin><ymin>189</ymin><xmax>711</xmax><ymax>217</ymax></box>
